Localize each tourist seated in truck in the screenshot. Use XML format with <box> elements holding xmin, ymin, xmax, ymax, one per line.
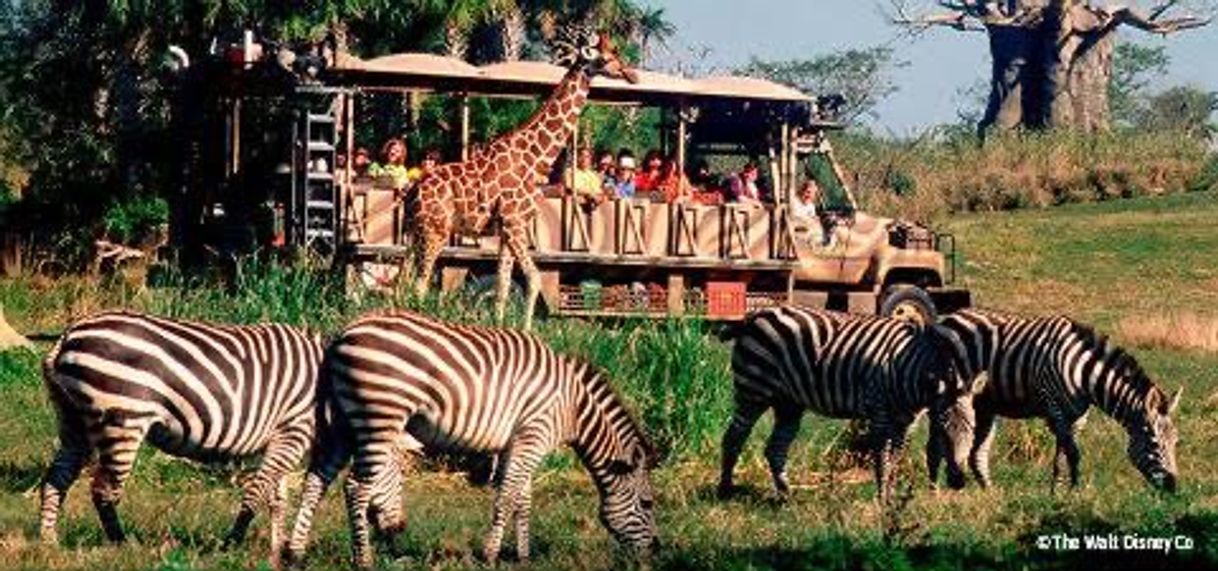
<box><xmin>634</xmin><ymin>149</ymin><xmax>663</xmax><ymax>193</ymax></box>
<box><xmin>368</xmin><ymin>138</ymin><xmax>410</xmax><ymax>190</ymax></box>
<box><xmin>614</xmin><ymin>152</ymin><xmax>638</xmax><ymax>199</ymax></box>
<box><xmin>567</xmin><ymin>147</ymin><xmax>606</xmax><ymax>207</ymax></box>
<box><xmin>596</xmin><ymin>150</ymin><xmax>618</xmax><ymax>193</ymax></box>
<box><xmin>793</xmin><ymin>179</ymin><xmax>820</xmax><ymax>220</ymax></box>
<box><xmin>726</xmin><ymin>162</ymin><xmax>763</xmax><ymax>204</ymax></box>
<box><xmin>657</xmin><ymin>155</ymin><xmax>693</xmax><ymax>203</ymax></box>
<box><xmin>407</xmin><ymin>148</ymin><xmax>441</xmax><ymax>183</ymax></box>
<box><xmin>351</xmin><ymin>147</ymin><xmax>372</xmax><ymax>178</ymax></box>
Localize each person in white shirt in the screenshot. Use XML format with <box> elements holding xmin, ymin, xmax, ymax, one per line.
<box><xmin>793</xmin><ymin>179</ymin><xmax>820</xmax><ymax>220</ymax></box>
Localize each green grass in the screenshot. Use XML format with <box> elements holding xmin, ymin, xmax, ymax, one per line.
<box><xmin>2</xmin><ymin>193</ymin><xmax>1218</xmax><ymax>569</ymax></box>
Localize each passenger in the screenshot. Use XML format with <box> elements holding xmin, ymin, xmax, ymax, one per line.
<box><xmin>596</xmin><ymin>150</ymin><xmax>618</xmax><ymax>193</ymax></box>
<box><xmin>793</xmin><ymin>179</ymin><xmax>820</xmax><ymax>220</ymax></box>
<box><xmin>726</xmin><ymin>161</ymin><xmax>763</xmax><ymax>204</ymax></box>
<box><xmin>408</xmin><ymin>148</ymin><xmax>442</xmax><ymax>182</ymax></box>
<box><xmin>567</xmin><ymin>147</ymin><xmax>606</xmax><ymax>207</ymax></box>
<box><xmin>614</xmin><ymin>152</ymin><xmax>638</xmax><ymax>199</ymax></box>
<box><xmin>368</xmin><ymin>138</ymin><xmax>410</xmax><ymax>190</ymax></box>
<box><xmin>635</xmin><ymin>149</ymin><xmax>663</xmax><ymax>192</ymax></box>
<box><xmin>351</xmin><ymin>147</ymin><xmax>372</xmax><ymax>178</ymax></box>
<box><xmin>657</xmin><ymin>155</ymin><xmax>693</xmax><ymax>203</ymax></box>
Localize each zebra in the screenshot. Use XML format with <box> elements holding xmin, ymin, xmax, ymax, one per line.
<box><xmin>286</xmin><ymin>311</ymin><xmax>658</xmax><ymax>569</ymax></box>
<box><xmin>38</xmin><ymin>311</ymin><xmax>324</xmax><ymax>567</ymax></box>
<box><xmin>718</xmin><ymin>306</ymin><xmax>983</xmax><ymax>503</ymax></box>
<box><xmin>927</xmin><ymin>308</ymin><xmax>1181</xmax><ymax>492</ymax></box>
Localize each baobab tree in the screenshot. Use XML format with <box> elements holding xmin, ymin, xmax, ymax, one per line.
<box><xmin>891</xmin><ymin>0</ymin><xmax>1213</xmax><ymax>133</ymax></box>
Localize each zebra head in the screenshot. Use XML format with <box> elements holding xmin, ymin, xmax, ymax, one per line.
<box><xmin>600</xmin><ymin>438</ymin><xmax>659</xmax><ymax>554</ymax></box>
<box><xmin>924</xmin><ymin>324</ymin><xmax>988</xmax><ymax>489</ymax></box>
<box><xmin>551</xmin><ymin>24</ymin><xmax>639</xmax><ymax>83</ymax></box>
<box><xmin>1128</xmin><ymin>386</ymin><xmax>1181</xmax><ymax>492</ymax></box>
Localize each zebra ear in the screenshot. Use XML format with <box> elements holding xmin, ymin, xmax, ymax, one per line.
<box><xmin>608</xmin><ymin>459</ymin><xmax>635</xmax><ymax>475</ymax></box>
<box><xmin>1168</xmin><ymin>387</ymin><xmax>1182</xmax><ymax>414</ymax></box>
<box><xmin>968</xmin><ymin>371</ymin><xmax>989</xmax><ymax>395</ymax></box>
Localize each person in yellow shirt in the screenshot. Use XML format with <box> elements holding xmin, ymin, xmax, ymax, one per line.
<box><xmin>566</xmin><ymin>147</ymin><xmax>605</xmax><ymax>208</ymax></box>
<box><xmin>368</xmin><ymin>138</ymin><xmax>410</xmax><ymax>190</ymax></box>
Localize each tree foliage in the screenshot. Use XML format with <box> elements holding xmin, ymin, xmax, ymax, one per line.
<box><xmin>1138</xmin><ymin>85</ymin><xmax>1218</xmax><ymax>140</ymax></box>
<box><xmin>1109</xmin><ymin>43</ymin><xmax>1170</xmax><ymax>126</ymax></box>
<box><xmin>738</xmin><ymin>46</ymin><xmax>907</xmax><ymax>123</ymax></box>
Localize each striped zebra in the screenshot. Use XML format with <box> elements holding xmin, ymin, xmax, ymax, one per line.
<box><xmin>927</xmin><ymin>308</ymin><xmax>1181</xmax><ymax>491</ymax></box>
<box><xmin>287</xmin><ymin>311</ymin><xmax>658</xmax><ymax>568</ymax></box>
<box><xmin>39</xmin><ymin>311</ymin><xmax>324</xmax><ymax>567</ymax></box>
<box><xmin>719</xmin><ymin>306</ymin><xmax>983</xmax><ymax>502</ymax></box>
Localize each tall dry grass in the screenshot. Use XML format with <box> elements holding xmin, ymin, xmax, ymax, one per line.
<box><xmin>838</xmin><ymin>129</ymin><xmax>1215</xmax><ymax>222</ymax></box>
<box><xmin>1116</xmin><ymin>312</ymin><xmax>1218</xmax><ymax>354</ymax></box>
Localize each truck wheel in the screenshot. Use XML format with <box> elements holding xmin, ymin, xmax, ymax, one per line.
<box><xmin>880</xmin><ymin>285</ymin><xmax>937</xmax><ymax>325</ymax></box>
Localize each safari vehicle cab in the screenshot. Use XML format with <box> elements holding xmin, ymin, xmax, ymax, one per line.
<box><xmin>214</xmin><ymin>48</ymin><xmax>968</xmax><ymax>323</ymax></box>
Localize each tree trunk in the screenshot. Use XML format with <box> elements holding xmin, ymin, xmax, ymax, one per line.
<box><xmin>980</xmin><ymin>0</ymin><xmax>1117</xmax><ymax>133</ymax></box>
<box><xmin>498</xmin><ymin>4</ymin><xmax>526</xmax><ymax>62</ymax></box>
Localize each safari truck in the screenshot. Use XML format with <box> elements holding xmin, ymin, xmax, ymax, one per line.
<box><xmin>189</xmin><ymin>46</ymin><xmax>969</xmax><ymax>323</ymax></box>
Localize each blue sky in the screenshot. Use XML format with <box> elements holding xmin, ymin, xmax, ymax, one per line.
<box><xmin>652</xmin><ymin>0</ymin><xmax>1218</xmax><ymax>134</ymax></box>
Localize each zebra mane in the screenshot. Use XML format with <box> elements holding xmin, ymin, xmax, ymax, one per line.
<box><xmin>1068</xmin><ymin>319</ymin><xmax>1160</xmax><ymax>408</ymax></box>
<box><xmin>573</xmin><ymin>358</ymin><xmax>658</xmax><ymax>464</ymax></box>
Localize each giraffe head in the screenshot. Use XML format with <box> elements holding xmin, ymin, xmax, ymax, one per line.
<box><xmin>552</xmin><ymin>25</ymin><xmax>639</xmax><ymax>84</ymax></box>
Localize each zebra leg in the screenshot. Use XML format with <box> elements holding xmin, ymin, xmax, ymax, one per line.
<box><xmin>483</xmin><ymin>432</ymin><xmax>549</xmax><ymax>563</ymax></box>
<box><xmin>925</xmin><ymin>422</ymin><xmax>945</xmax><ymax>490</ymax></box>
<box><xmin>39</xmin><ymin>408</ymin><xmax>92</xmax><ymax>545</ymax></box>
<box><xmin>763</xmin><ymin>406</ymin><xmax>803</xmax><ymax>496</ymax></box>
<box><xmin>869</xmin><ymin>420</ymin><xmax>912</xmax><ymax>504</ymax></box>
<box><xmin>719</xmin><ymin>397</ymin><xmax>767</xmax><ymax>498</ymax></box>
<box><xmin>1047</xmin><ymin>419</ymin><xmax>1083</xmax><ymax>492</ymax></box>
<box><xmin>87</xmin><ymin>414</ymin><xmax>151</xmax><ymax>543</ymax></box>
<box><xmin>970</xmin><ymin>411</ymin><xmax>998</xmax><ymax>488</ymax></box>
<box><xmin>225</xmin><ymin>426</ymin><xmax>311</xmax><ymax>568</ymax></box>
<box><xmin>286</xmin><ymin>417</ymin><xmax>357</xmax><ymax>563</ymax></box>
<box><xmin>345</xmin><ymin>435</ymin><xmax>398</xmax><ymax>569</ymax></box>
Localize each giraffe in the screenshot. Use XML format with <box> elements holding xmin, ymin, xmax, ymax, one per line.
<box><xmin>405</xmin><ymin>27</ymin><xmax>638</xmax><ymax>330</ymax></box>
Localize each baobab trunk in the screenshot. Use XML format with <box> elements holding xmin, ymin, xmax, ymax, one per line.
<box><xmin>981</xmin><ymin>0</ymin><xmax>1116</xmax><ymax>133</ymax></box>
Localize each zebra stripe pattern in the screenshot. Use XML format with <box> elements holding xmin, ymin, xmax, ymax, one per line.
<box><xmin>720</xmin><ymin>306</ymin><xmax>980</xmax><ymax>502</ymax></box>
<box><xmin>928</xmin><ymin>308</ymin><xmax>1181</xmax><ymax>491</ymax></box>
<box><xmin>287</xmin><ymin>311</ymin><xmax>657</xmax><ymax>568</ymax></box>
<box><xmin>39</xmin><ymin>311</ymin><xmax>324</xmax><ymax>566</ymax></box>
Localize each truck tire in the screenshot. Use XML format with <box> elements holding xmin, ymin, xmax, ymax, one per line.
<box><xmin>880</xmin><ymin>285</ymin><xmax>937</xmax><ymax>325</ymax></box>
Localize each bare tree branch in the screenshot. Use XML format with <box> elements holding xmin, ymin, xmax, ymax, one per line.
<box><xmin>1098</xmin><ymin>4</ymin><xmax>1212</xmax><ymax>35</ymax></box>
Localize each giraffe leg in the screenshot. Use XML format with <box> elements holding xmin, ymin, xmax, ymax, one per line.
<box><xmin>494</xmin><ymin>241</ymin><xmax>517</xmax><ymax>324</ymax></box>
<box><xmin>39</xmin><ymin>403</ymin><xmax>92</xmax><ymax>545</ymax></box>
<box><xmin>502</xmin><ymin>224</ymin><xmax>541</xmax><ymax>331</ymax></box>
<box><xmin>412</xmin><ymin>220</ymin><xmax>451</xmax><ymax>300</ymax></box>
<box><xmin>88</xmin><ymin>413</ymin><xmax>152</xmax><ymax>543</ymax></box>
<box><xmin>719</xmin><ymin>397</ymin><xmax>767</xmax><ymax>498</ymax></box>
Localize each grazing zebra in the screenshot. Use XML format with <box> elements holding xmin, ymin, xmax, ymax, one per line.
<box><xmin>927</xmin><ymin>308</ymin><xmax>1181</xmax><ymax>491</ymax></box>
<box><xmin>39</xmin><ymin>311</ymin><xmax>324</xmax><ymax>567</ymax></box>
<box><xmin>719</xmin><ymin>306</ymin><xmax>983</xmax><ymax>502</ymax></box>
<box><xmin>287</xmin><ymin>311</ymin><xmax>658</xmax><ymax>569</ymax></box>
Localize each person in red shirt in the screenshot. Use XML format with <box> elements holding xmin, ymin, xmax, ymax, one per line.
<box><xmin>634</xmin><ymin>149</ymin><xmax>663</xmax><ymax>193</ymax></box>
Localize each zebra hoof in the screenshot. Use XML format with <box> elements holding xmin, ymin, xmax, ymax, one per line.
<box><xmin>715</xmin><ymin>483</ymin><xmax>736</xmax><ymax>500</ymax></box>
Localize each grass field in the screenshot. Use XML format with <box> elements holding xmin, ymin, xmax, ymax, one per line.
<box><xmin>1</xmin><ymin>191</ymin><xmax>1217</xmax><ymax>570</ymax></box>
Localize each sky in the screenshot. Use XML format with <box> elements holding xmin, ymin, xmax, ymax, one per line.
<box><xmin>650</xmin><ymin>0</ymin><xmax>1218</xmax><ymax>134</ymax></box>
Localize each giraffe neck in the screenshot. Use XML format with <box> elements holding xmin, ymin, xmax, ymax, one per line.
<box><xmin>498</xmin><ymin>67</ymin><xmax>591</xmax><ymax>177</ymax></box>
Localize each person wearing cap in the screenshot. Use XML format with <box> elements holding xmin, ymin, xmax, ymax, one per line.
<box><xmin>614</xmin><ymin>151</ymin><xmax>638</xmax><ymax>199</ymax></box>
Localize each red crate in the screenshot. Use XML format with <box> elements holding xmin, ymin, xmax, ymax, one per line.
<box><xmin>706</xmin><ymin>282</ymin><xmax>747</xmax><ymax>317</ymax></box>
